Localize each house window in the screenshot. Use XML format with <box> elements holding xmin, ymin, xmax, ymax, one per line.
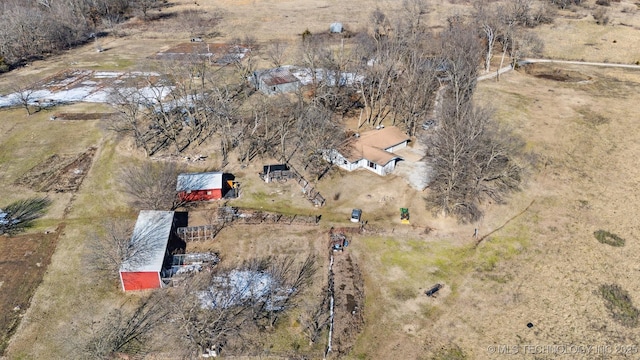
<box><xmin>207</xmin><ymin>191</ymin><xmax>212</xmax><ymax>195</ymax></box>
<box><xmin>368</xmin><ymin>161</ymin><xmax>376</xmax><ymax>169</ymax></box>
<box><xmin>186</xmin><ymin>190</ymin><xmax>192</xmax><ymax>194</ymax></box>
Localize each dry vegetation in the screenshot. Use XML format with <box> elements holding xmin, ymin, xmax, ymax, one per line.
<box><xmin>1</xmin><ymin>0</ymin><xmax>640</xmax><ymax>359</ymax></box>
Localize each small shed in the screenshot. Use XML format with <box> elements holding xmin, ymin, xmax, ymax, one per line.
<box><xmin>177</xmin><ymin>172</ymin><xmax>224</xmax><ymax>202</ymax></box>
<box><xmin>259</xmin><ymin>164</ymin><xmax>294</xmax><ymax>183</ymax></box>
<box><xmin>330</xmin><ymin>22</ymin><xmax>343</xmax><ymax>33</ymax></box>
<box><xmin>252</xmin><ymin>66</ymin><xmax>302</xmax><ymax>95</ymax></box>
<box><xmin>119</xmin><ymin>211</ymin><xmax>177</xmax><ymax>291</ymax></box>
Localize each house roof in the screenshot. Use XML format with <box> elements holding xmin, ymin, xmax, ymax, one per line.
<box><xmin>120</xmin><ymin>210</ymin><xmax>175</xmax><ymax>273</ymax></box>
<box><xmin>176</xmin><ymin>172</ymin><xmax>223</xmax><ymax>191</ymax></box>
<box><xmin>258</xmin><ymin>67</ymin><xmax>300</xmax><ymax>86</ymax></box>
<box><xmin>343</xmin><ymin>126</ymin><xmax>410</xmax><ymax>165</ymax></box>
<box><xmin>357</xmin><ymin>126</ymin><xmax>411</xmax><ymax>151</ymax></box>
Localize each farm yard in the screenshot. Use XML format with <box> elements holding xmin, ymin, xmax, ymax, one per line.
<box><xmin>1</xmin><ymin>0</ymin><xmax>640</xmax><ymax>359</ymax></box>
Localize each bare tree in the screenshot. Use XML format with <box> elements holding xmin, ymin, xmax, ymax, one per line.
<box><xmin>171</xmin><ymin>254</ymin><xmax>317</xmax><ymax>356</ymax></box>
<box><xmin>299</xmin><ymin>296</ymin><xmax>330</xmax><ymax>345</ymax></box>
<box><xmin>0</xmin><ymin>197</ymin><xmax>51</xmax><ymax>235</ymax></box>
<box><xmin>132</xmin><ymin>0</ymin><xmax>157</xmax><ymax>20</ymax></box>
<box><xmin>9</xmin><ymin>81</ymin><xmax>40</xmax><ymax>115</ymax></box>
<box><xmin>426</xmin><ymin>101</ymin><xmax>522</xmax><ymax>222</ymax></box>
<box><xmin>109</xmin><ymin>63</ymin><xmax>241</xmax><ymax>157</ymax></box>
<box><xmin>83</xmin><ymin>292</ymin><xmax>170</xmax><ymax>359</ymax></box>
<box><xmin>549</xmin><ymin>0</ymin><xmax>583</xmax><ymax>10</ymax></box>
<box><xmin>86</xmin><ymin>219</ymin><xmax>134</xmax><ymax>278</ymax></box>
<box><xmin>439</xmin><ymin>20</ymin><xmax>482</xmax><ymax>116</ymax></box>
<box><xmin>474</xmin><ymin>1</ymin><xmax>501</xmax><ymax>73</ymax></box>
<box><xmin>266</xmin><ymin>41</ymin><xmax>289</xmax><ymax>68</ymax></box>
<box><xmin>120</xmin><ymin>161</ymin><xmax>185</xmax><ymax>210</ymax></box>
<box><xmin>0</xmin><ymin>0</ymin><xmax>134</xmax><ymax>68</ymax></box>
<box><xmin>87</xmin><ymin>213</ymin><xmax>186</xmax><ymax>284</ymax></box>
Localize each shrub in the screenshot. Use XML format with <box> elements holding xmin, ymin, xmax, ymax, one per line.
<box><xmin>301</xmin><ymin>29</ymin><xmax>312</xmax><ymax>41</ymax></box>
<box><xmin>0</xmin><ymin>197</ymin><xmax>51</xmax><ymax>235</ymax></box>
<box><xmin>599</xmin><ymin>284</ymin><xmax>639</xmax><ymax>327</ymax></box>
<box><xmin>596</xmin><ymin>0</ymin><xmax>611</xmax><ymax>6</ymax></box>
<box><xmin>593</xmin><ymin>8</ymin><xmax>610</xmax><ymax>25</ymax></box>
<box><xmin>0</xmin><ymin>56</ymin><xmax>8</xmax><ymax>73</ymax></box>
<box><xmin>432</xmin><ymin>344</ymin><xmax>467</xmax><ymax>360</ymax></box>
<box><xmin>593</xmin><ymin>230</ymin><xmax>625</xmax><ymax>247</ymax></box>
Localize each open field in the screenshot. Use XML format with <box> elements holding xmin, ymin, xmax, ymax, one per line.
<box><xmin>1</xmin><ymin>0</ymin><xmax>640</xmax><ymax>359</ymax></box>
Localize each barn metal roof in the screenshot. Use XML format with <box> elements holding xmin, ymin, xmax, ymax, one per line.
<box><xmin>259</xmin><ymin>67</ymin><xmax>300</xmax><ymax>86</ymax></box>
<box><xmin>176</xmin><ymin>172</ymin><xmax>223</xmax><ymax>191</ymax></box>
<box><xmin>119</xmin><ymin>210</ymin><xmax>175</xmax><ymax>273</ymax></box>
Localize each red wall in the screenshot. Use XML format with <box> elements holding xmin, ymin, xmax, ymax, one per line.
<box><xmin>120</xmin><ymin>271</ymin><xmax>162</xmax><ymax>291</ymax></box>
<box><xmin>179</xmin><ymin>189</ymin><xmax>222</xmax><ymax>202</ymax></box>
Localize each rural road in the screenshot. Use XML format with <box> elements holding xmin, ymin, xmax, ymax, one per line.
<box><xmin>478</xmin><ymin>58</ymin><xmax>640</xmax><ymax>81</ymax></box>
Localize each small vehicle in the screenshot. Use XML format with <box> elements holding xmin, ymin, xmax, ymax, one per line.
<box><xmin>400</xmin><ymin>208</ymin><xmax>410</xmax><ymax>224</ymax></box>
<box><xmin>422</xmin><ymin>119</ymin><xmax>436</xmax><ymax>130</ymax></box>
<box><xmin>350</xmin><ymin>208</ymin><xmax>362</xmax><ymax>223</ymax></box>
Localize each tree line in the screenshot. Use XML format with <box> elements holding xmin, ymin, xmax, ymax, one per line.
<box><xmin>0</xmin><ymin>0</ymin><xmax>165</xmax><ymax>71</ymax></box>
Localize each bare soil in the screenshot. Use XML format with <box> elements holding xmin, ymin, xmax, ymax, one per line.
<box><xmin>523</xmin><ymin>63</ymin><xmax>593</xmax><ymax>82</ymax></box>
<box><xmin>53</xmin><ymin>112</ymin><xmax>116</xmax><ymax>121</ymax></box>
<box><xmin>330</xmin><ymin>252</ymin><xmax>365</xmax><ymax>358</ymax></box>
<box><xmin>15</xmin><ymin>147</ymin><xmax>97</xmax><ymax>193</ymax></box>
<box><xmin>0</xmin><ymin>226</ymin><xmax>61</xmax><ymax>354</ymax></box>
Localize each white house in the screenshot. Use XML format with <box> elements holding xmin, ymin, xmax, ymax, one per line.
<box><xmin>326</xmin><ymin>126</ymin><xmax>410</xmax><ymax>176</ymax></box>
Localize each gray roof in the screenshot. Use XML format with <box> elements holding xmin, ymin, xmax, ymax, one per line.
<box><xmin>176</xmin><ymin>172</ymin><xmax>223</xmax><ymax>191</ymax></box>
<box><xmin>119</xmin><ymin>210</ymin><xmax>175</xmax><ymax>273</ymax></box>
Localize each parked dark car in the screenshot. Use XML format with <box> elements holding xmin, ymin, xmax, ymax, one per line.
<box><xmin>422</xmin><ymin>119</ymin><xmax>436</xmax><ymax>130</ymax></box>
<box><xmin>350</xmin><ymin>208</ymin><xmax>362</xmax><ymax>223</ymax></box>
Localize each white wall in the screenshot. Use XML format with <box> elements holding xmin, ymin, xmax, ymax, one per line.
<box><xmin>385</xmin><ymin>140</ymin><xmax>408</xmax><ymax>154</ymax></box>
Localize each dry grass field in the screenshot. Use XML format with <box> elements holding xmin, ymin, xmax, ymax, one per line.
<box><xmin>1</xmin><ymin>0</ymin><xmax>640</xmax><ymax>359</ymax></box>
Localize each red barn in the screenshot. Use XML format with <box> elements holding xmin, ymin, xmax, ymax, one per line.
<box><xmin>119</xmin><ymin>210</ymin><xmax>175</xmax><ymax>291</ymax></box>
<box><xmin>177</xmin><ymin>172</ymin><xmax>224</xmax><ymax>202</ymax></box>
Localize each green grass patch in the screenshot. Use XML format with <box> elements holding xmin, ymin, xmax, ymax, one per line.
<box><xmin>593</xmin><ymin>230</ymin><xmax>625</xmax><ymax>247</ymax></box>
<box><xmin>431</xmin><ymin>344</ymin><xmax>467</xmax><ymax>360</ymax></box>
<box><xmin>362</xmin><ymin>233</ymin><xmax>527</xmax><ymax>288</ymax></box>
<box><xmin>598</xmin><ymin>284</ymin><xmax>639</xmax><ymax>327</ymax></box>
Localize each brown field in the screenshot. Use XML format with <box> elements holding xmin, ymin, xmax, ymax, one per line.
<box><xmin>0</xmin><ymin>229</ymin><xmax>60</xmax><ymax>355</ymax></box>
<box><xmin>1</xmin><ymin>0</ymin><xmax>640</xmax><ymax>359</ymax></box>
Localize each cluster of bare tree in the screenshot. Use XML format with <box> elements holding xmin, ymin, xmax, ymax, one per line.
<box><xmin>109</xmin><ymin>55</ymin><xmax>349</xmax><ymax>178</ymax></box>
<box><xmin>0</xmin><ymin>0</ymin><xmax>165</xmax><ymax>70</ymax></box>
<box><xmin>170</xmin><ymin>255</ymin><xmax>317</xmax><ymax>355</ymax></box>
<box><xmin>425</xmin><ymin>18</ymin><xmax>524</xmax><ymax>222</ymax></box>
<box><xmin>0</xmin><ymin>197</ymin><xmax>51</xmax><ymax>235</ymax></box>
<box><xmin>80</xmin><ymin>292</ymin><xmax>170</xmax><ymax>359</ymax></box>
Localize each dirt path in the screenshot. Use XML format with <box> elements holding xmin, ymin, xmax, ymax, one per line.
<box><xmin>521</xmin><ymin>58</ymin><xmax>640</xmax><ymax>70</ymax></box>
<box><xmin>478</xmin><ymin>58</ymin><xmax>640</xmax><ymax>82</ymax></box>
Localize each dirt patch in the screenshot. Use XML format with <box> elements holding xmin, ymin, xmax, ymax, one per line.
<box><xmin>52</xmin><ymin>112</ymin><xmax>117</xmax><ymax>121</ymax></box>
<box><xmin>150</xmin><ymin>42</ymin><xmax>250</xmax><ymax>65</ymax></box>
<box><xmin>15</xmin><ymin>147</ymin><xmax>97</xmax><ymax>192</ymax></box>
<box><xmin>522</xmin><ymin>63</ymin><xmax>592</xmax><ymax>82</ymax></box>
<box><xmin>330</xmin><ymin>252</ymin><xmax>365</xmax><ymax>357</ymax></box>
<box><xmin>0</xmin><ymin>226</ymin><xmax>61</xmax><ymax>355</ymax></box>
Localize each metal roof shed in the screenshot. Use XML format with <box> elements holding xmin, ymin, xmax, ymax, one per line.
<box><xmin>119</xmin><ymin>210</ymin><xmax>175</xmax><ymax>291</ymax></box>
<box><xmin>177</xmin><ymin>172</ymin><xmax>224</xmax><ymax>202</ymax></box>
